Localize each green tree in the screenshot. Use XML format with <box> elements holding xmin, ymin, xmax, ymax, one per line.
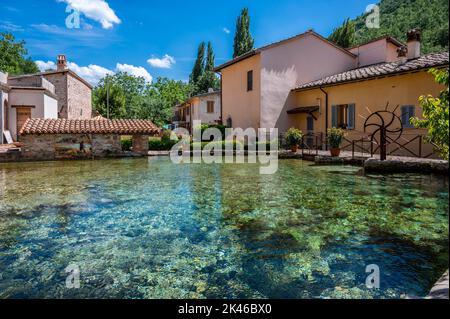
<box><xmin>93</xmin><ymin>73</ymin><xmax>194</xmax><ymax>126</ymax></box>
<box><xmin>99</xmin><ymin>72</ymin><xmax>148</xmax><ymax>118</ymax></box>
<box><xmin>196</xmin><ymin>72</ymin><xmax>220</xmax><ymax>94</ymax></box>
<box><xmin>140</xmin><ymin>78</ymin><xmax>194</xmax><ymax>126</ymax></box>
<box><xmin>196</xmin><ymin>42</ymin><xmax>220</xmax><ymax>94</ymax></box>
<box><xmin>328</xmin><ymin>19</ymin><xmax>356</xmax><ymax>48</ymax></box>
<box><xmin>93</xmin><ymin>80</ymin><xmax>127</xmax><ymax>119</ymax></box>
<box><xmin>190</xmin><ymin>42</ymin><xmax>206</xmax><ymax>85</ymax></box>
<box><xmin>0</xmin><ymin>32</ymin><xmax>39</xmax><ymax>75</ymax></box>
<box><xmin>347</xmin><ymin>0</ymin><xmax>448</xmax><ymax>54</ymax></box>
<box><xmin>205</xmin><ymin>41</ymin><xmax>215</xmax><ymax>72</ymax></box>
<box><xmin>411</xmin><ymin>68</ymin><xmax>449</xmax><ymax>160</ymax></box>
<box><xmin>233</xmin><ymin>8</ymin><xmax>254</xmax><ymax>58</ymax></box>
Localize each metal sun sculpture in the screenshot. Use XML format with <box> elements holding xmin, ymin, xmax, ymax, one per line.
<box><xmin>363</xmin><ymin>103</ymin><xmax>403</xmax><ymax>161</ymax></box>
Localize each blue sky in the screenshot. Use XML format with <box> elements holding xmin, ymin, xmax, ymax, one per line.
<box><xmin>1</xmin><ymin>0</ymin><xmax>374</xmax><ymax>84</ymax></box>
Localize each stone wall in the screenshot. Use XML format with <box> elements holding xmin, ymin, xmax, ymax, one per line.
<box><xmin>92</xmin><ymin>134</ymin><xmax>122</xmax><ymax>157</ymax></box>
<box><xmin>67</xmin><ymin>74</ymin><xmax>92</xmax><ymax>119</ymax></box>
<box><xmin>43</xmin><ymin>73</ymin><xmax>68</xmax><ymax>118</ymax></box>
<box><xmin>20</xmin><ymin>134</ymin><xmax>57</xmax><ymax>161</ymax></box>
<box><xmin>20</xmin><ymin>133</ymin><xmax>123</xmax><ymax>161</ymax></box>
<box><xmin>132</xmin><ymin>135</ymin><xmax>149</xmax><ymax>155</ymax></box>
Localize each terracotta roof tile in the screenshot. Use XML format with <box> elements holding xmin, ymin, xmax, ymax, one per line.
<box><xmin>294</xmin><ymin>52</ymin><xmax>449</xmax><ymax>91</ymax></box>
<box><xmin>19</xmin><ymin>118</ymin><xmax>160</xmax><ymax>136</ymax></box>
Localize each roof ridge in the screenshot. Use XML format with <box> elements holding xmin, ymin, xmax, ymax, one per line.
<box><xmin>294</xmin><ymin>51</ymin><xmax>449</xmax><ymax>91</ymax></box>
<box><xmin>20</xmin><ymin>118</ymin><xmax>160</xmax><ymax>136</ymax></box>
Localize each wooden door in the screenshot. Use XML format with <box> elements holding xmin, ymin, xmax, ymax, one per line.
<box><xmin>16</xmin><ymin>107</ymin><xmax>31</xmax><ymax>134</ymax></box>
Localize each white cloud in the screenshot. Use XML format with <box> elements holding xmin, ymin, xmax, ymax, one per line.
<box><xmin>116</xmin><ymin>63</ymin><xmax>153</xmax><ymax>82</ymax></box>
<box><xmin>68</xmin><ymin>62</ymin><xmax>115</xmax><ymax>84</ymax></box>
<box><xmin>36</xmin><ymin>61</ymin><xmax>56</xmax><ymax>72</ymax></box>
<box><xmin>36</xmin><ymin>60</ymin><xmax>113</xmax><ymax>85</ymax></box>
<box><xmin>58</xmin><ymin>0</ymin><xmax>121</xmax><ymax>29</ymax></box>
<box><xmin>0</xmin><ymin>20</ymin><xmax>24</xmax><ymax>32</ymax></box>
<box><xmin>147</xmin><ymin>54</ymin><xmax>176</xmax><ymax>69</ymax></box>
<box><xmin>35</xmin><ymin>60</ymin><xmax>152</xmax><ymax>85</ymax></box>
<box><xmin>222</xmin><ymin>27</ymin><xmax>230</xmax><ymax>34</ymax></box>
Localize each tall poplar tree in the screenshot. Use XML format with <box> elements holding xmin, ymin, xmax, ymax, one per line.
<box><xmin>190</xmin><ymin>42</ymin><xmax>206</xmax><ymax>84</ymax></box>
<box><xmin>233</xmin><ymin>8</ymin><xmax>255</xmax><ymax>58</ymax></box>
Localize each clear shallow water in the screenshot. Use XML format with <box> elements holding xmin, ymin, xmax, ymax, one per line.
<box><xmin>0</xmin><ymin>158</ymin><xmax>448</xmax><ymax>299</ymax></box>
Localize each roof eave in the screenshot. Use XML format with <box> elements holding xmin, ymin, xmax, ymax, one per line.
<box><xmin>214</xmin><ymin>51</ymin><xmax>258</xmax><ymax>72</ymax></box>
<box><xmin>214</xmin><ymin>30</ymin><xmax>356</xmax><ymax>72</ymax></box>
<box><xmin>293</xmin><ymin>62</ymin><xmax>449</xmax><ymax>92</ymax></box>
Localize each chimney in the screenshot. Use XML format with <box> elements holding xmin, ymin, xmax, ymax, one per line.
<box><xmin>406</xmin><ymin>29</ymin><xmax>421</xmax><ymax>59</ymax></box>
<box><xmin>57</xmin><ymin>54</ymin><xmax>68</xmax><ymax>71</ymax></box>
<box><xmin>397</xmin><ymin>46</ymin><xmax>408</xmax><ymax>64</ymax></box>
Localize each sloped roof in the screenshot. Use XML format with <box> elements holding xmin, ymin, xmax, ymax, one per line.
<box><xmin>19</xmin><ymin>118</ymin><xmax>160</xmax><ymax>136</ymax></box>
<box><xmin>294</xmin><ymin>52</ymin><xmax>449</xmax><ymax>91</ymax></box>
<box><xmin>347</xmin><ymin>35</ymin><xmax>405</xmax><ymax>50</ymax></box>
<box><xmin>214</xmin><ymin>30</ymin><xmax>356</xmax><ymax>72</ymax></box>
<box><xmin>8</xmin><ymin>69</ymin><xmax>93</xmax><ymax>89</ymax></box>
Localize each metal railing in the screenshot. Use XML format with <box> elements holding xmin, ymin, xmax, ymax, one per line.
<box><xmin>299</xmin><ymin>131</ymin><xmax>437</xmax><ymax>159</ymax></box>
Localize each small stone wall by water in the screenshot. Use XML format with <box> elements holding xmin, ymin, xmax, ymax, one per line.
<box><xmin>19</xmin><ymin>133</ymin><xmax>123</xmax><ymax>161</ymax></box>
<box><xmin>364</xmin><ymin>158</ymin><xmax>449</xmax><ymax>175</ymax></box>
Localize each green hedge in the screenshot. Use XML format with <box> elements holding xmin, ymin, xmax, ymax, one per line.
<box><xmin>190</xmin><ymin>140</ymin><xmax>244</xmax><ymax>151</ymax></box>
<box><xmin>121</xmin><ymin>138</ymin><xmax>132</xmax><ymax>151</ymax></box>
<box><xmin>149</xmin><ymin>139</ymin><xmax>178</xmax><ymax>151</ymax></box>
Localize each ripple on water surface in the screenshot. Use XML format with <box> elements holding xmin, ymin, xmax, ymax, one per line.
<box><xmin>0</xmin><ymin>158</ymin><xmax>448</xmax><ymax>299</ymax></box>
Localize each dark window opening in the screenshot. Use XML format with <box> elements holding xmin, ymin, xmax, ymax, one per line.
<box><xmin>247</xmin><ymin>70</ymin><xmax>253</xmax><ymax>92</ymax></box>
<box><xmin>401</xmin><ymin>105</ymin><xmax>415</xmax><ymax>128</ymax></box>
<box><xmin>207</xmin><ymin>101</ymin><xmax>215</xmax><ymax>113</ymax></box>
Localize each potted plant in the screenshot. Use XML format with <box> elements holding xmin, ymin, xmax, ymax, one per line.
<box><xmin>285</xmin><ymin>128</ymin><xmax>303</xmax><ymax>153</ymax></box>
<box><xmin>327</xmin><ymin>128</ymin><xmax>346</xmax><ymax>157</ymax></box>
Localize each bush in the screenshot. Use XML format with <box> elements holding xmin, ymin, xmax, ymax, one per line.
<box><xmin>121</xmin><ymin>138</ymin><xmax>132</xmax><ymax>151</ymax></box>
<box><xmin>327</xmin><ymin>128</ymin><xmax>346</xmax><ymax>148</ymax></box>
<box><xmin>285</xmin><ymin>128</ymin><xmax>303</xmax><ymax>147</ymax></box>
<box><xmin>190</xmin><ymin>140</ymin><xmax>244</xmax><ymax>151</ymax></box>
<box><xmin>149</xmin><ymin>139</ymin><xmax>178</xmax><ymax>151</ymax></box>
<box><xmin>194</xmin><ymin>124</ymin><xmax>227</xmax><ymax>141</ymax></box>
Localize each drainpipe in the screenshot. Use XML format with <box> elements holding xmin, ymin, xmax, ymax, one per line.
<box><xmin>319</xmin><ymin>86</ymin><xmax>329</xmax><ymax>150</ymax></box>
<box><xmin>216</xmin><ymin>71</ymin><xmax>223</xmax><ymax>125</ymax></box>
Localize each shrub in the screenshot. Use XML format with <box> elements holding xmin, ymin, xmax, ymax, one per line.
<box><xmin>285</xmin><ymin>128</ymin><xmax>303</xmax><ymax>147</ymax></box>
<box><xmin>327</xmin><ymin>128</ymin><xmax>346</xmax><ymax>148</ymax></box>
<box><xmin>190</xmin><ymin>140</ymin><xmax>244</xmax><ymax>151</ymax></box>
<box><xmin>121</xmin><ymin>137</ymin><xmax>132</xmax><ymax>151</ymax></box>
<box><xmin>149</xmin><ymin>139</ymin><xmax>178</xmax><ymax>151</ymax></box>
<box><xmin>411</xmin><ymin>69</ymin><xmax>449</xmax><ymax>160</ymax></box>
<box><xmin>195</xmin><ymin>124</ymin><xmax>227</xmax><ymax>141</ymax></box>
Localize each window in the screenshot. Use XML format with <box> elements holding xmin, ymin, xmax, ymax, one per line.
<box><xmin>307</xmin><ymin>116</ymin><xmax>314</xmax><ymax>132</ymax></box>
<box><xmin>401</xmin><ymin>105</ymin><xmax>415</xmax><ymax>128</ymax></box>
<box><xmin>207</xmin><ymin>101</ymin><xmax>215</xmax><ymax>113</ymax></box>
<box><xmin>186</xmin><ymin>107</ymin><xmax>190</xmax><ymax>116</ymax></box>
<box><xmin>331</xmin><ymin>104</ymin><xmax>355</xmax><ymax>129</ymax></box>
<box><xmin>247</xmin><ymin>70</ymin><xmax>253</xmax><ymax>91</ymax></box>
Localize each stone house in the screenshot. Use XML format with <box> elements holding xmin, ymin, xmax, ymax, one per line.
<box><xmin>8</xmin><ymin>55</ymin><xmax>93</xmax><ymax>120</ymax></box>
<box><xmin>18</xmin><ymin>118</ymin><xmax>160</xmax><ymax>161</ymax></box>
<box><xmin>1</xmin><ymin>55</ymin><xmax>93</xmax><ymax>143</ymax></box>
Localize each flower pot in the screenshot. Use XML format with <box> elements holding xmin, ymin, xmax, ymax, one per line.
<box><xmin>291</xmin><ymin>145</ymin><xmax>298</xmax><ymax>153</ymax></box>
<box><xmin>330</xmin><ymin>148</ymin><xmax>341</xmax><ymax>157</ymax></box>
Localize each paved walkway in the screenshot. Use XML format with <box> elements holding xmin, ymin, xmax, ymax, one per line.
<box><xmin>301</xmin><ymin>149</ymin><xmax>445</xmax><ymax>163</ymax></box>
